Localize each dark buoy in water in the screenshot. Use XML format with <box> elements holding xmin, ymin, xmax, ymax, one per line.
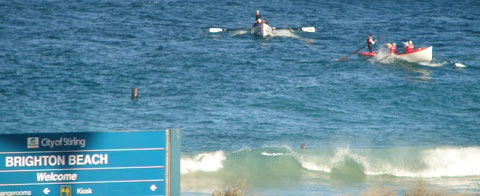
<box><xmin>131</xmin><ymin>87</ymin><xmax>138</xmax><ymax>100</ymax></box>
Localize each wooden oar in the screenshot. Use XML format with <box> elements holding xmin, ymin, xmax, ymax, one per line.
<box><xmin>272</xmin><ymin>26</ymin><xmax>316</xmax><ymax>32</ymax></box>
<box><xmin>377</xmin><ymin>54</ymin><xmax>392</xmax><ymax>63</ymax></box>
<box><xmin>209</xmin><ymin>27</ymin><xmax>250</xmax><ymax>33</ymax></box>
<box><xmin>338</xmin><ymin>34</ymin><xmax>386</xmax><ymax>61</ymax></box>
<box><xmin>434</xmin><ymin>55</ymin><xmax>466</xmax><ymax>68</ymax></box>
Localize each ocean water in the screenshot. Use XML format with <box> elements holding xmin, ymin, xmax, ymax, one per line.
<box><xmin>1</xmin><ymin>0</ymin><xmax>480</xmax><ymax>195</ymax></box>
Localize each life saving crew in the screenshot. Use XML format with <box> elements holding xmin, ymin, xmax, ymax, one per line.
<box><xmin>387</xmin><ymin>43</ymin><xmax>397</xmax><ymax>54</ymax></box>
<box><xmin>367</xmin><ymin>34</ymin><xmax>376</xmax><ymax>53</ymax></box>
<box><xmin>253</xmin><ymin>10</ymin><xmax>261</xmax><ymax>26</ymax></box>
<box><xmin>403</xmin><ymin>40</ymin><xmax>414</xmax><ymax>53</ymax></box>
<box><xmin>390</xmin><ymin>43</ymin><xmax>397</xmax><ymax>54</ymax></box>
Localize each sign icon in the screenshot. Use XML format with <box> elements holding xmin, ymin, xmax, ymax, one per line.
<box><xmin>60</xmin><ymin>185</ymin><xmax>72</xmax><ymax>196</ymax></box>
<box><xmin>43</xmin><ymin>188</ymin><xmax>50</xmax><ymax>194</ymax></box>
<box><xmin>150</xmin><ymin>184</ymin><xmax>157</xmax><ymax>191</ymax></box>
<box><xmin>27</xmin><ymin>137</ymin><xmax>39</xmax><ymax>148</ymax></box>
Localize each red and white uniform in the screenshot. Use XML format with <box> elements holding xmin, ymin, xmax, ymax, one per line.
<box><xmin>390</xmin><ymin>44</ymin><xmax>397</xmax><ymax>54</ymax></box>
<box><xmin>406</xmin><ymin>42</ymin><xmax>414</xmax><ymax>53</ymax></box>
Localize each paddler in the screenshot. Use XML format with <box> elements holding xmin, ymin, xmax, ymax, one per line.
<box><xmin>253</xmin><ymin>10</ymin><xmax>262</xmax><ymax>26</ymax></box>
<box><xmin>387</xmin><ymin>42</ymin><xmax>397</xmax><ymax>54</ymax></box>
<box><xmin>403</xmin><ymin>41</ymin><xmax>414</xmax><ymax>53</ymax></box>
<box><xmin>407</xmin><ymin>41</ymin><xmax>414</xmax><ymax>53</ymax></box>
<box><xmin>367</xmin><ymin>34</ymin><xmax>377</xmax><ymax>53</ymax></box>
<box><xmin>391</xmin><ymin>43</ymin><xmax>397</xmax><ymax>54</ymax></box>
<box><xmin>262</xmin><ymin>18</ymin><xmax>270</xmax><ymax>26</ymax></box>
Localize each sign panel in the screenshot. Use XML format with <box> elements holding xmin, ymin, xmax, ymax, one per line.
<box><xmin>0</xmin><ymin>129</ymin><xmax>180</xmax><ymax>196</ymax></box>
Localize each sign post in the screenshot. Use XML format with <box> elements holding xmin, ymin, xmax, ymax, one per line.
<box><xmin>0</xmin><ymin>129</ymin><xmax>180</xmax><ymax>196</ymax></box>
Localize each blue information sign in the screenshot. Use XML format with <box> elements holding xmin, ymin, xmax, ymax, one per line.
<box><xmin>0</xmin><ymin>129</ymin><xmax>180</xmax><ymax>196</ymax></box>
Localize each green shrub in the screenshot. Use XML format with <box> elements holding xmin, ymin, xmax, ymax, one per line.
<box><xmin>212</xmin><ymin>180</ymin><xmax>264</xmax><ymax>196</ymax></box>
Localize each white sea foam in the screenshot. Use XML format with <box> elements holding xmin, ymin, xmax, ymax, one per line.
<box><xmin>272</xmin><ymin>29</ymin><xmax>301</xmax><ymax>39</ymax></box>
<box><xmin>298</xmin><ymin>146</ymin><xmax>367</xmax><ymax>173</ymax></box>
<box><xmin>370</xmin><ymin>46</ymin><xmax>394</xmax><ymax>63</ymax></box>
<box><xmin>261</xmin><ymin>151</ymin><xmax>288</xmax><ymax>156</ymax></box>
<box><xmin>298</xmin><ymin>146</ymin><xmax>480</xmax><ymax>178</ymax></box>
<box><xmin>180</xmin><ymin>146</ymin><xmax>480</xmax><ymax>178</ymax></box>
<box><xmin>419</xmin><ymin>62</ymin><xmax>444</xmax><ymax>67</ymax></box>
<box><xmin>231</xmin><ymin>30</ymin><xmax>248</xmax><ymax>36</ymax></box>
<box><xmin>358</xmin><ymin>147</ymin><xmax>480</xmax><ymax>177</ymax></box>
<box><xmin>181</xmin><ymin>150</ymin><xmax>226</xmax><ymax>174</ymax></box>
<box><xmin>364</xmin><ymin>147</ymin><xmax>480</xmax><ymax>177</ymax></box>
<box><xmin>418</xmin><ymin>147</ymin><xmax>480</xmax><ymax>177</ymax></box>
<box><xmin>301</xmin><ymin>161</ymin><xmax>331</xmax><ymax>172</ymax></box>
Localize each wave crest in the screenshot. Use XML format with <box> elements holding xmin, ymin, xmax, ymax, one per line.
<box><xmin>181</xmin><ymin>150</ymin><xmax>226</xmax><ymax>174</ymax></box>
<box><xmin>298</xmin><ymin>146</ymin><xmax>480</xmax><ymax>178</ymax></box>
<box><xmin>181</xmin><ymin>146</ymin><xmax>480</xmax><ymax>178</ymax></box>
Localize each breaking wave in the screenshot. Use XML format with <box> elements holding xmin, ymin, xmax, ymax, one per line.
<box><xmin>181</xmin><ymin>150</ymin><xmax>226</xmax><ymax>174</ymax></box>
<box><xmin>181</xmin><ymin>146</ymin><xmax>480</xmax><ymax>178</ymax></box>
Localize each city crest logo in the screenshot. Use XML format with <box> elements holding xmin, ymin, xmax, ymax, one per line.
<box><xmin>27</xmin><ymin>137</ymin><xmax>39</xmax><ymax>148</ymax></box>
<box><xmin>60</xmin><ymin>185</ymin><xmax>72</xmax><ymax>196</ymax></box>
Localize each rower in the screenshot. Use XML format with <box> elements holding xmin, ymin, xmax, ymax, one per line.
<box><xmin>403</xmin><ymin>41</ymin><xmax>414</xmax><ymax>53</ymax></box>
<box><xmin>391</xmin><ymin>43</ymin><xmax>397</xmax><ymax>54</ymax></box>
<box><xmin>407</xmin><ymin>41</ymin><xmax>414</xmax><ymax>53</ymax></box>
<box><xmin>253</xmin><ymin>10</ymin><xmax>261</xmax><ymax>26</ymax></box>
<box><xmin>262</xmin><ymin>18</ymin><xmax>270</xmax><ymax>26</ymax></box>
<box><xmin>367</xmin><ymin>34</ymin><xmax>377</xmax><ymax>53</ymax></box>
<box><xmin>387</xmin><ymin>42</ymin><xmax>397</xmax><ymax>54</ymax></box>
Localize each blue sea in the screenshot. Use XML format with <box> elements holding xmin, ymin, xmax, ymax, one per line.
<box><xmin>1</xmin><ymin>0</ymin><xmax>480</xmax><ymax>195</ymax></box>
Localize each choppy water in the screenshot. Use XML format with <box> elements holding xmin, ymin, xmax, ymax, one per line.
<box><xmin>1</xmin><ymin>0</ymin><xmax>479</xmax><ymax>195</ymax></box>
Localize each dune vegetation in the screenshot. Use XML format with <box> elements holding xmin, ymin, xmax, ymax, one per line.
<box><xmin>212</xmin><ymin>181</ymin><xmax>474</xmax><ymax>196</ymax></box>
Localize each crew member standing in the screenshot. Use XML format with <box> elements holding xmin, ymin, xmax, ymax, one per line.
<box><xmin>253</xmin><ymin>10</ymin><xmax>261</xmax><ymax>26</ymax></box>
<box><xmin>367</xmin><ymin>34</ymin><xmax>377</xmax><ymax>53</ymax></box>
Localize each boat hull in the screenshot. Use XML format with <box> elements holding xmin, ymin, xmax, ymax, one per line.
<box><xmin>357</xmin><ymin>46</ymin><xmax>433</xmax><ymax>63</ymax></box>
<box><xmin>357</xmin><ymin>52</ymin><xmax>377</xmax><ymax>60</ymax></box>
<box><xmin>395</xmin><ymin>46</ymin><xmax>432</xmax><ymax>63</ymax></box>
<box><xmin>252</xmin><ymin>23</ymin><xmax>273</xmax><ymax>38</ymax></box>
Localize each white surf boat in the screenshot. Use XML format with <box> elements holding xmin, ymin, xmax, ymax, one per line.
<box><xmin>357</xmin><ymin>46</ymin><xmax>433</xmax><ymax>63</ymax></box>
<box><xmin>395</xmin><ymin>46</ymin><xmax>432</xmax><ymax>63</ymax></box>
<box><xmin>252</xmin><ymin>23</ymin><xmax>273</xmax><ymax>38</ymax></box>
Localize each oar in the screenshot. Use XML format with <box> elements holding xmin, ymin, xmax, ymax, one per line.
<box><xmin>377</xmin><ymin>54</ymin><xmax>392</xmax><ymax>63</ymax></box>
<box><xmin>434</xmin><ymin>55</ymin><xmax>466</xmax><ymax>68</ymax></box>
<box><xmin>338</xmin><ymin>34</ymin><xmax>386</xmax><ymax>61</ymax></box>
<box><xmin>272</xmin><ymin>26</ymin><xmax>316</xmax><ymax>32</ymax></box>
<box><xmin>209</xmin><ymin>27</ymin><xmax>250</xmax><ymax>33</ymax></box>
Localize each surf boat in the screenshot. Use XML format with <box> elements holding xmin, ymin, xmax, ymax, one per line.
<box><xmin>357</xmin><ymin>46</ymin><xmax>433</xmax><ymax>63</ymax></box>
<box><xmin>395</xmin><ymin>46</ymin><xmax>432</xmax><ymax>63</ymax></box>
<box><xmin>252</xmin><ymin>23</ymin><xmax>273</xmax><ymax>38</ymax></box>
